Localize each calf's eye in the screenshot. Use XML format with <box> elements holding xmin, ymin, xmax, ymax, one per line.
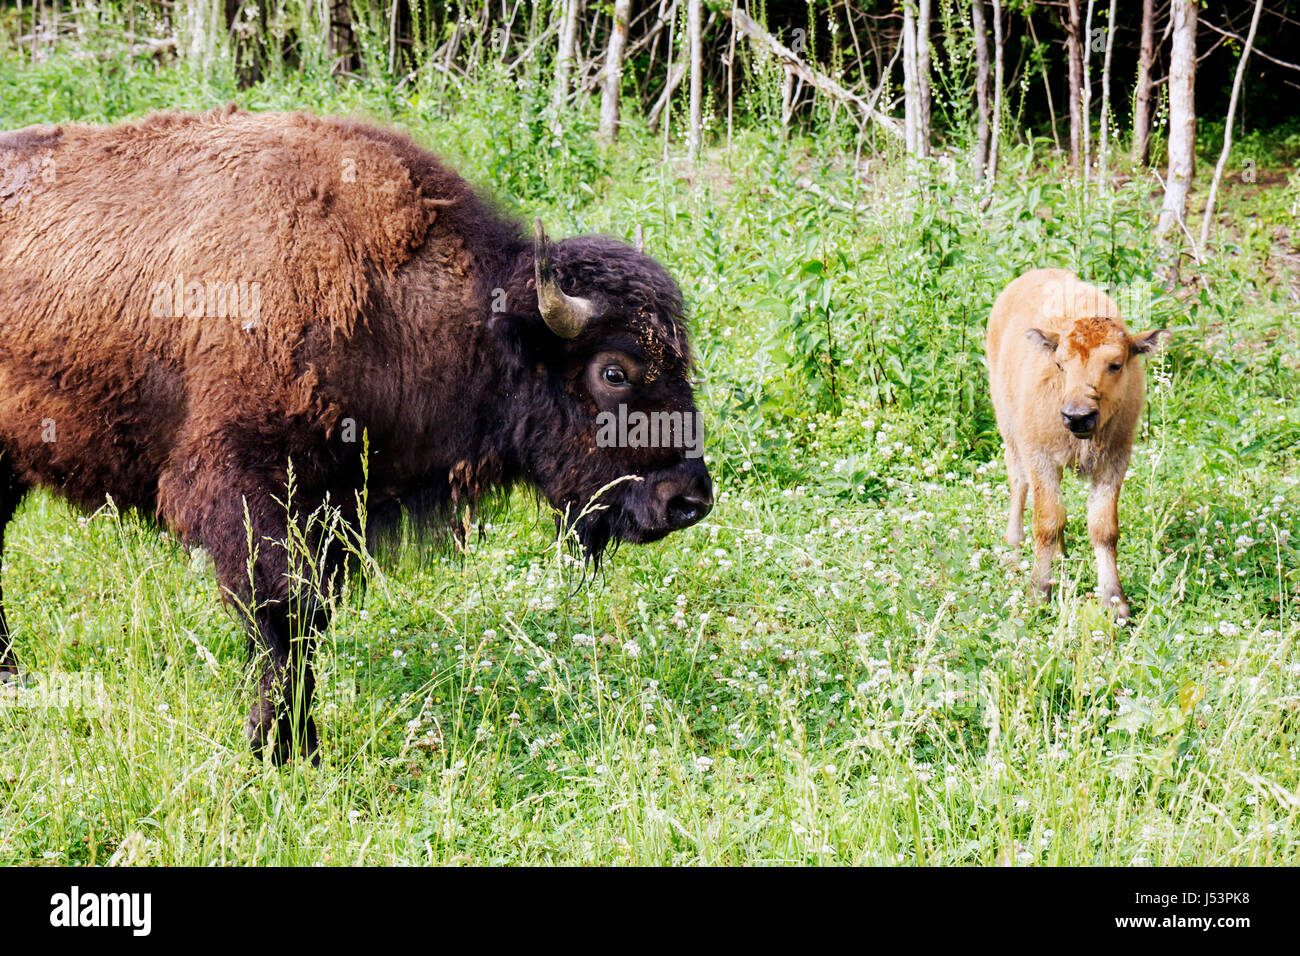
<box><xmin>603</xmin><ymin>366</ymin><xmax>628</xmax><ymax>386</ymax></box>
<box><xmin>1108</xmin><ymin>362</ymin><xmax>1123</xmax><ymax>372</ymax></box>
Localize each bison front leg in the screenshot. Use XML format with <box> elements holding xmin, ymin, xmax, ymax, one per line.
<box><xmin>1029</xmin><ymin>466</ymin><xmax>1065</xmax><ymax>603</ymax></box>
<box><xmin>233</xmin><ymin>503</ymin><xmax>344</xmax><ymax>766</ymax></box>
<box><xmin>1087</xmin><ymin>474</ymin><xmax>1130</xmax><ymax>620</ymax></box>
<box><xmin>246</xmin><ymin>598</ymin><xmax>324</xmax><ymax>766</ymax></box>
<box><xmin>163</xmin><ymin>455</ymin><xmax>342</xmax><ymax>765</ymax></box>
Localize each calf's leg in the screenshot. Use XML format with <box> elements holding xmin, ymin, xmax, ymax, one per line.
<box><xmin>1029</xmin><ymin>464</ymin><xmax>1065</xmax><ymax>602</ymax></box>
<box><xmin>1004</xmin><ymin>441</ymin><xmax>1028</xmax><ymax>548</ymax></box>
<box><xmin>1087</xmin><ymin>472</ymin><xmax>1129</xmax><ymax>619</ymax></box>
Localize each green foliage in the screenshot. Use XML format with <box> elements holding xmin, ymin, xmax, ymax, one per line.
<box><xmin>1</xmin><ymin>26</ymin><xmax>1298</xmax><ymax>867</ymax></box>
<box><xmin>475</xmin><ymin>68</ymin><xmax>609</xmax><ymax>209</ymax></box>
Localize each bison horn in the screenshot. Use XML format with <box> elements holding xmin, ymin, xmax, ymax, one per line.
<box><xmin>534</xmin><ymin>219</ymin><xmax>595</xmax><ymax>339</ymax></box>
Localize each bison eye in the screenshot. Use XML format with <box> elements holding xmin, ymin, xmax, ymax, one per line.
<box><xmin>603</xmin><ymin>365</ymin><xmax>628</xmax><ymax>386</ymax></box>
<box><xmin>1108</xmin><ymin>361</ymin><xmax>1123</xmax><ymax>373</ymax></box>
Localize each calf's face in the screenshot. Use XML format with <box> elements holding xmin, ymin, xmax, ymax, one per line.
<box><xmin>1027</xmin><ymin>317</ymin><xmax>1166</xmax><ymax>440</ymax></box>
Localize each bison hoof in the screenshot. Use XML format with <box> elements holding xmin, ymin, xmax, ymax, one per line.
<box><xmin>1102</xmin><ymin>592</ymin><xmax>1131</xmax><ymax>623</ymax></box>
<box><xmin>0</xmin><ymin>665</ymin><xmax>22</xmax><ymax>686</ymax></box>
<box><xmin>247</xmin><ymin>706</ymin><xmax>320</xmax><ymax>767</ymax></box>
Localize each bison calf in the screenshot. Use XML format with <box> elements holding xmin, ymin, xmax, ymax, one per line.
<box><xmin>0</xmin><ymin>108</ymin><xmax>713</xmax><ymax>763</ymax></box>
<box><xmin>985</xmin><ymin>269</ymin><xmax>1167</xmax><ymax>619</ymax></box>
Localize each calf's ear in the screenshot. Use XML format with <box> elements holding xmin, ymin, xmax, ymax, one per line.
<box><xmin>1130</xmin><ymin>329</ymin><xmax>1169</xmax><ymax>354</ymax></box>
<box><xmin>1025</xmin><ymin>328</ymin><xmax>1059</xmax><ymax>351</ymax></box>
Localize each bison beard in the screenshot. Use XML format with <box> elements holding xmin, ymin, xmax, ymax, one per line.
<box><xmin>0</xmin><ymin>107</ymin><xmax>712</xmax><ymax>764</ymax></box>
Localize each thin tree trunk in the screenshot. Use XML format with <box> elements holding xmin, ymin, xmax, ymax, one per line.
<box><xmin>989</xmin><ymin>0</ymin><xmax>1004</xmax><ymax>182</ymax></box>
<box><xmin>652</xmin><ymin>0</ymin><xmax>682</xmax><ymax>149</ymax></box>
<box><xmin>387</xmin><ymin>0</ymin><xmax>399</xmax><ymax>76</ymax></box>
<box><xmin>726</xmin><ymin>1</ymin><xmax>737</xmax><ymax>151</ymax></box>
<box><xmin>1158</xmin><ymin>0</ymin><xmax>1198</xmax><ymax>239</ymax></box>
<box><xmin>1082</xmin><ymin>0</ymin><xmax>1096</xmax><ymax>182</ymax></box>
<box><xmin>917</xmin><ymin>0</ymin><xmax>932</xmax><ymax>158</ymax></box>
<box><xmin>971</xmin><ymin>0</ymin><xmax>991</xmax><ymax>179</ymax></box>
<box><xmin>1097</xmin><ymin>0</ymin><xmax>1118</xmax><ymax>191</ymax></box>
<box><xmin>1200</xmin><ymin>0</ymin><xmax>1263</xmax><ymax>248</ymax></box>
<box><xmin>439</xmin><ymin>20</ymin><xmax>463</xmax><ymax>96</ymax></box>
<box><xmin>843</xmin><ymin>0</ymin><xmax>867</xmax><ymax>90</ymax></box>
<box><xmin>648</xmin><ymin>62</ymin><xmax>685</xmax><ymax>132</ymax></box>
<box><xmin>1066</xmin><ymin>0</ymin><xmax>1083</xmax><ymax>169</ymax></box>
<box><xmin>687</xmin><ymin>0</ymin><xmax>702</xmax><ymax>160</ymax></box>
<box><xmin>780</xmin><ymin>68</ymin><xmax>795</xmax><ymax>130</ymax></box>
<box><xmin>552</xmin><ymin>0</ymin><xmax>582</xmax><ymax>112</ymax></box>
<box><xmin>598</xmin><ymin>0</ymin><xmax>632</xmax><ymax>142</ymax></box>
<box><xmin>903</xmin><ymin>1</ymin><xmax>919</xmax><ymax>158</ymax></box>
<box><xmin>728</xmin><ymin>9</ymin><xmax>903</xmax><ymax>139</ymax></box>
<box><xmin>638</xmin><ymin>0</ymin><xmax>678</xmax><ymax>103</ymax></box>
<box><xmin>498</xmin><ymin>0</ymin><xmax>524</xmax><ymax>64</ymax></box>
<box><xmin>1026</xmin><ymin>9</ymin><xmax>1060</xmax><ymax>153</ymax></box>
<box><xmin>647</xmin><ymin>61</ymin><xmax>681</xmax><ymax>134</ymax></box>
<box><xmin>1131</xmin><ymin>0</ymin><xmax>1156</xmax><ymax>166</ymax></box>
<box><xmin>463</xmin><ymin>2</ymin><xmax>491</xmax><ymax>79</ymax></box>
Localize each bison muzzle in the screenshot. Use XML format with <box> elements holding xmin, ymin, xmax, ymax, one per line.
<box><xmin>0</xmin><ymin>107</ymin><xmax>713</xmax><ymax>763</ymax></box>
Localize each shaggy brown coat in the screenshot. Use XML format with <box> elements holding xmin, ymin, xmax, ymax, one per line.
<box><xmin>985</xmin><ymin>269</ymin><xmax>1166</xmax><ymax>619</ymax></box>
<box><xmin>0</xmin><ymin>107</ymin><xmax>711</xmax><ymax>762</ymax></box>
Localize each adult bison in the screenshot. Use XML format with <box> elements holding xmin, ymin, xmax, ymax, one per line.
<box><xmin>986</xmin><ymin>269</ymin><xmax>1166</xmax><ymax>620</ymax></box>
<box><xmin>0</xmin><ymin>107</ymin><xmax>712</xmax><ymax>763</ymax></box>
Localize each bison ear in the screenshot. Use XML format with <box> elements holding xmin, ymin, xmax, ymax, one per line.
<box><xmin>1025</xmin><ymin>328</ymin><xmax>1059</xmax><ymax>351</ymax></box>
<box><xmin>1130</xmin><ymin>329</ymin><xmax>1169</xmax><ymax>355</ymax></box>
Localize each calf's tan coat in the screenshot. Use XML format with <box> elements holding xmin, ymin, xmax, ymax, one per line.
<box><xmin>985</xmin><ymin>269</ymin><xmax>1166</xmax><ymax>618</ymax></box>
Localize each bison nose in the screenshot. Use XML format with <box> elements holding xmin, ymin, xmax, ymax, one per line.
<box><xmin>1062</xmin><ymin>407</ymin><xmax>1099</xmax><ymax>437</ymax></box>
<box><xmin>656</xmin><ymin>470</ymin><xmax>713</xmax><ymax>530</ymax></box>
<box><xmin>666</xmin><ymin>491</ymin><xmax>712</xmax><ymax>529</ymax></box>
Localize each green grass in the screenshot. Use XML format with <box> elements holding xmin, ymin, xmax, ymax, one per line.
<box><xmin>1</xmin><ymin>44</ymin><xmax>1298</xmax><ymax>866</ymax></box>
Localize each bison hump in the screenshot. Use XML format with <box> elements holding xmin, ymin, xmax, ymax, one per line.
<box><xmin>0</xmin><ymin>109</ymin><xmax>452</xmax><ymax>432</ymax></box>
<box><xmin>176</xmin><ymin>109</ymin><xmax>435</xmax><ymax>341</ymax></box>
<box><xmin>12</xmin><ymin>109</ymin><xmax>434</xmax><ymax>347</ymax></box>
